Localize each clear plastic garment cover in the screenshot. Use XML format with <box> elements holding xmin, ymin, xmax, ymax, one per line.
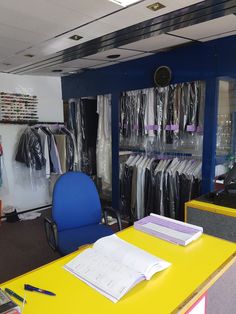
<box><xmin>119</xmin><ymin>81</ymin><xmax>204</xmax><ymax>222</ymax></box>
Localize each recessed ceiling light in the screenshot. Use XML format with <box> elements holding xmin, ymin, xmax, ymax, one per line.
<box><xmin>107</xmin><ymin>54</ymin><xmax>121</xmax><ymax>59</ymax></box>
<box><xmin>24</xmin><ymin>54</ymin><xmax>35</xmax><ymax>58</ymax></box>
<box><xmin>52</xmin><ymin>69</ymin><xmax>63</xmax><ymax>73</ymax></box>
<box><xmin>69</xmin><ymin>35</ymin><xmax>83</xmax><ymax>41</ymax></box>
<box><xmin>108</xmin><ymin>0</ymin><xmax>140</xmax><ymax>7</ymax></box>
<box><xmin>147</xmin><ymin>2</ymin><xmax>165</xmax><ymax>11</ymax></box>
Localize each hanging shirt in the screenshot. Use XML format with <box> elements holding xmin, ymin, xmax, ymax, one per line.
<box><xmin>38</xmin><ymin>129</ymin><xmax>50</xmax><ymax>178</ymax></box>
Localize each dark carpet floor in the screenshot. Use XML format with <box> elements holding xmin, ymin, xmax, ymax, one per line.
<box><xmin>0</xmin><ymin>208</ymin><xmax>61</xmax><ymax>284</ymax></box>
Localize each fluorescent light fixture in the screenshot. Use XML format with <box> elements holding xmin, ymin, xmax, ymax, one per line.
<box><xmin>109</xmin><ymin>0</ymin><xmax>140</xmax><ymax>7</ymax></box>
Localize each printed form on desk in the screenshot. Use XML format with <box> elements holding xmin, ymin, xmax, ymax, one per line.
<box><xmin>64</xmin><ymin>234</ymin><xmax>171</xmax><ymax>302</ymax></box>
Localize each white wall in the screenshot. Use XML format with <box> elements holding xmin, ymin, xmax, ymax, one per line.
<box><xmin>0</xmin><ymin>73</ymin><xmax>63</xmax><ymax>212</ymax></box>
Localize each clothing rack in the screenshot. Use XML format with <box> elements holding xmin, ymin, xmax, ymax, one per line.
<box><xmin>119</xmin><ymin>147</ymin><xmax>202</xmax><ymax>159</ymax></box>
<box><xmin>0</xmin><ymin>121</ymin><xmax>64</xmax><ymax>125</ymax></box>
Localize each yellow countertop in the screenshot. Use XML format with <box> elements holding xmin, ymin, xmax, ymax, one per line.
<box><xmin>186</xmin><ymin>199</ymin><xmax>236</xmax><ymax>218</ymax></box>
<box><xmin>1</xmin><ymin>227</ymin><xmax>236</xmax><ymax>314</ymax></box>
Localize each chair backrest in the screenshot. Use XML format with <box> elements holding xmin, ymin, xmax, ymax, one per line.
<box><xmin>52</xmin><ymin>172</ymin><xmax>102</xmax><ymax>231</ymax></box>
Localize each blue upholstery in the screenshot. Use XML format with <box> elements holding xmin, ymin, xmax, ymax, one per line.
<box><xmin>51</xmin><ymin>171</ymin><xmax>114</xmax><ymax>255</ymax></box>
<box><xmin>57</xmin><ymin>224</ymin><xmax>113</xmax><ymax>256</ymax></box>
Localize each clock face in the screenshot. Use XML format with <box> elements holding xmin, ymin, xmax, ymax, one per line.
<box><xmin>154</xmin><ymin>66</ymin><xmax>171</xmax><ymax>87</ymax></box>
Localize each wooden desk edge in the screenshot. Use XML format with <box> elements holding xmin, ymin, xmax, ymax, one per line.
<box><xmin>172</xmin><ymin>251</ymin><xmax>236</xmax><ymax>314</ymax></box>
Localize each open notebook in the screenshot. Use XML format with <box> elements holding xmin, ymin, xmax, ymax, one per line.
<box><xmin>134</xmin><ymin>213</ymin><xmax>203</xmax><ymax>246</ymax></box>
<box><xmin>64</xmin><ymin>234</ymin><xmax>171</xmax><ymax>303</ymax></box>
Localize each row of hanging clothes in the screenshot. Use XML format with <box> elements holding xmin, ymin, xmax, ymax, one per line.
<box><xmin>15</xmin><ymin>124</ymin><xmax>78</xmax><ymax>177</ymax></box>
<box><xmin>0</xmin><ymin>136</ymin><xmax>8</xmax><ymax>195</ymax></box>
<box><xmin>120</xmin><ymin>153</ymin><xmax>202</xmax><ymax>223</ymax></box>
<box><xmin>120</xmin><ymin>81</ymin><xmax>204</xmax><ymax>152</ymax></box>
<box><xmin>66</xmin><ymin>95</ymin><xmax>112</xmax><ymax>192</ymax></box>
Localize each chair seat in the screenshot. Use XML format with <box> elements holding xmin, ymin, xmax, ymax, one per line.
<box><xmin>57</xmin><ymin>224</ymin><xmax>114</xmax><ymax>255</ymax></box>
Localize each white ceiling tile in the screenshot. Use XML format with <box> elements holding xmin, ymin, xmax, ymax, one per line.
<box><xmin>0</xmin><ymin>38</ymin><xmax>33</xmax><ymax>60</ymax></box>
<box><xmin>74</xmin><ymin>21</ymin><xmax>119</xmax><ymax>40</ymax></box>
<box><xmin>25</xmin><ymin>35</ymin><xmax>94</xmax><ymax>57</ymax></box>
<box><xmin>169</xmin><ymin>15</ymin><xmax>236</xmax><ymax>40</ymax></box>
<box><xmin>83</xmin><ymin>48</ymin><xmax>144</xmax><ymax>61</ymax></box>
<box><xmin>120</xmin><ymin>34</ymin><xmax>191</xmax><ymax>52</ymax></box>
<box><xmin>0</xmin><ymin>23</ymin><xmax>45</xmax><ymax>45</ymax></box>
<box><xmin>0</xmin><ymin>1</ymin><xmax>94</xmax><ymax>36</ymax></box>
<box><xmin>88</xmin><ymin>61</ymin><xmax>119</xmax><ymax>69</ymax></box>
<box><xmin>60</xmin><ymin>58</ymin><xmax>110</xmax><ymax>68</ymax></box>
<box><xmin>118</xmin><ymin>52</ymin><xmax>154</xmax><ymax>62</ymax></box>
<box><xmin>200</xmin><ymin>30</ymin><xmax>236</xmax><ymax>42</ymax></box>
<box><xmin>25</xmin><ymin>71</ymin><xmax>61</xmax><ymax>77</ymax></box>
<box><xmin>0</xmin><ymin>55</ymin><xmax>35</xmax><ymax>68</ymax></box>
<box><xmin>177</xmin><ymin>0</ymin><xmax>204</xmax><ymax>6</ymax></box>
<box><xmin>47</xmin><ymin>0</ymin><xmax>123</xmax><ymax>19</ymax></box>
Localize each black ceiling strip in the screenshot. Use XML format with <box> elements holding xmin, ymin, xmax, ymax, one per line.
<box><xmin>9</xmin><ymin>0</ymin><xmax>236</xmax><ymax>74</ymax></box>
<box><xmin>9</xmin><ymin>0</ymin><xmax>234</xmax><ymax>73</ymax></box>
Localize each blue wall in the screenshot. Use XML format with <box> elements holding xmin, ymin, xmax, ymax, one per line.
<box><xmin>62</xmin><ymin>35</ymin><xmax>236</xmax><ymax>207</ymax></box>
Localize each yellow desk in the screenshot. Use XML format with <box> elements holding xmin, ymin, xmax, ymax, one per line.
<box><xmin>185</xmin><ymin>200</ymin><xmax>236</xmax><ymax>242</ymax></box>
<box><xmin>1</xmin><ymin>228</ymin><xmax>236</xmax><ymax>314</ymax></box>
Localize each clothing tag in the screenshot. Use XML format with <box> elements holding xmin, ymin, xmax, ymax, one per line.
<box><xmin>145</xmin><ymin>125</ymin><xmax>154</xmax><ymax>131</ymax></box>
<box><xmin>153</xmin><ymin>125</ymin><xmax>161</xmax><ymax>131</ymax></box>
<box><xmin>186</xmin><ymin>125</ymin><xmax>196</xmax><ymax>132</ymax></box>
<box><xmin>196</xmin><ymin>126</ymin><xmax>203</xmax><ymax>133</ymax></box>
<box><xmin>171</xmin><ymin>124</ymin><xmax>179</xmax><ymax>131</ymax></box>
<box><xmin>165</xmin><ymin>125</ymin><xmax>171</xmax><ymax>131</ymax></box>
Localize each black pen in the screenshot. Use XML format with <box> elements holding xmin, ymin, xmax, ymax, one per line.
<box><xmin>5</xmin><ymin>288</ymin><xmax>27</xmax><ymax>303</ymax></box>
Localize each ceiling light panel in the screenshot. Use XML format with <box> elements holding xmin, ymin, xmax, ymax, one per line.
<box><xmin>120</xmin><ymin>33</ymin><xmax>191</xmax><ymax>52</ymax></box>
<box><xmin>108</xmin><ymin>0</ymin><xmax>141</xmax><ymax>7</ymax></box>
<box><xmin>169</xmin><ymin>14</ymin><xmax>236</xmax><ymax>41</ymax></box>
<box><xmin>83</xmin><ymin>48</ymin><xmax>144</xmax><ymax>61</ymax></box>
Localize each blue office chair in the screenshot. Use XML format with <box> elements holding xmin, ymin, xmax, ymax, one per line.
<box><xmin>44</xmin><ymin>171</ymin><xmax>122</xmax><ymax>256</ymax></box>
